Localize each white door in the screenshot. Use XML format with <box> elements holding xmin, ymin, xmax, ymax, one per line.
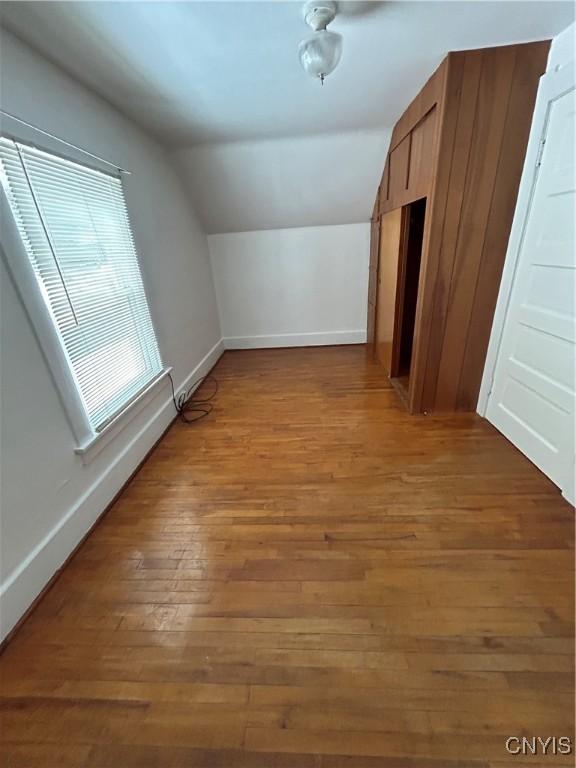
<box><xmin>484</xmin><ymin>64</ymin><xmax>575</xmax><ymax>504</ymax></box>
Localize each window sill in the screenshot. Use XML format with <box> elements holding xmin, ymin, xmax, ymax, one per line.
<box><xmin>74</xmin><ymin>367</ymin><xmax>172</xmax><ymax>464</ymax></box>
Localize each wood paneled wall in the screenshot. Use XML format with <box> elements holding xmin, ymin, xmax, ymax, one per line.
<box><xmin>379</xmin><ymin>62</ymin><xmax>446</xmax><ymax>216</ymax></box>
<box><xmin>369</xmin><ymin>41</ymin><xmax>550</xmax><ymax>413</ymax></box>
<box><xmin>415</xmin><ymin>42</ymin><xmax>550</xmax><ymax>412</ymax></box>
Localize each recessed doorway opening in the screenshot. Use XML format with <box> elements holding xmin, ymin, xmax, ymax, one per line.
<box><xmin>391</xmin><ymin>197</ymin><xmax>426</xmax><ymax>395</ymax></box>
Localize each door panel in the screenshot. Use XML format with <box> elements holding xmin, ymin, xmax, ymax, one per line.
<box><xmin>408</xmin><ymin>108</ymin><xmax>437</xmax><ymax>198</ymax></box>
<box><xmin>375</xmin><ymin>208</ymin><xmax>403</xmax><ymax>375</ymax></box>
<box><xmin>388</xmin><ymin>137</ymin><xmax>410</xmax><ymax>206</ymax></box>
<box><xmin>486</xmin><ymin>75</ymin><xmax>575</xmax><ymax>499</ymax></box>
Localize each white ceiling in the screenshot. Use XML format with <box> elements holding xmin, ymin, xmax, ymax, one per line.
<box><xmin>174</xmin><ymin>129</ymin><xmax>392</xmax><ymax>233</ymax></box>
<box><xmin>1</xmin><ymin>1</ymin><xmax>573</xmax><ymax>147</ymax></box>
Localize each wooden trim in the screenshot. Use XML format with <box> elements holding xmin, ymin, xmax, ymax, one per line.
<box><xmin>404</xmin><ymin>134</ymin><xmax>412</xmax><ymax>191</ymax></box>
<box><xmin>389</xmin><ymin>374</ymin><xmax>410</xmax><ymax>409</ymax></box>
<box><xmin>390</xmin><ymin>206</ymin><xmax>411</xmax><ymax>378</ymax></box>
<box><xmin>366</xmin><ymin>214</ymin><xmax>381</xmax><ymax>351</ymax></box>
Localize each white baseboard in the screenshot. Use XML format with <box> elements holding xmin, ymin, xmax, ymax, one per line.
<box><xmin>223</xmin><ymin>330</ymin><xmax>367</xmax><ymax>349</ymax></box>
<box><xmin>0</xmin><ymin>338</ymin><xmax>225</xmax><ymax>641</ymax></box>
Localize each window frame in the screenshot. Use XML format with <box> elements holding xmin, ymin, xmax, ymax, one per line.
<box><xmin>0</xmin><ymin>132</ymin><xmax>170</xmax><ymax>460</ymax></box>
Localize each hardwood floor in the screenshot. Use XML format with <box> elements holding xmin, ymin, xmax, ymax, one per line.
<box><xmin>1</xmin><ymin>346</ymin><xmax>574</xmax><ymax>767</ymax></box>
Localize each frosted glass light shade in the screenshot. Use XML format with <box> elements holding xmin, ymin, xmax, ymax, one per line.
<box><xmin>298</xmin><ymin>29</ymin><xmax>342</xmax><ymax>82</ymax></box>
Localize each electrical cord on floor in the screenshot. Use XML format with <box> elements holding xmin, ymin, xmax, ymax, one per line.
<box><xmin>167</xmin><ymin>371</ymin><xmax>218</xmax><ymax>424</ymax></box>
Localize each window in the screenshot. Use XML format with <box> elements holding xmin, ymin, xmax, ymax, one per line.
<box><xmin>0</xmin><ymin>138</ymin><xmax>164</xmax><ymax>439</ymax></box>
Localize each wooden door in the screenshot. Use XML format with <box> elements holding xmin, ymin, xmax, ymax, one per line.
<box><xmin>375</xmin><ymin>208</ymin><xmax>404</xmax><ymax>376</ymax></box>
<box><xmin>486</xmin><ymin>67</ymin><xmax>575</xmax><ymax>503</ymax></box>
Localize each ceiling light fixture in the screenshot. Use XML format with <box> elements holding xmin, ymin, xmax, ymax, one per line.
<box><xmin>298</xmin><ymin>1</ymin><xmax>342</xmax><ymax>85</ymax></box>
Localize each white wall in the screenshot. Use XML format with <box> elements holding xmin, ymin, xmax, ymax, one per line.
<box><xmin>178</xmin><ymin>131</ymin><xmax>385</xmax><ymax>349</ymax></box>
<box><xmin>209</xmin><ymin>223</ymin><xmax>370</xmax><ymax>348</ymax></box>
<box><xmin>0</xmin><ymin>30</ymin><xmax>222</xmax><ymax>640</ymax></box>
<box><xmin>174</xmin><ymin>130</ymin><xmax>390</xmax><ymax>234</ymax></box>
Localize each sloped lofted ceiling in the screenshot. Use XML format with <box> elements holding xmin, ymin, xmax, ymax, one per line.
<box><xmin>1</xmin><ymin>1</ymin><xmax>574</xmax><ymax>232</ymax></box>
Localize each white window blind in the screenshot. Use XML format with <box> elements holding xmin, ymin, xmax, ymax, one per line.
<box><xmin>0</xmin><ymin>137</ymin><xmax>163</xmax><ymax>431</ymax></box>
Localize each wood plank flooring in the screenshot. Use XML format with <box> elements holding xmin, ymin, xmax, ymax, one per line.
<box><xmin>1</xmin><ymin>346</ymin><xmax>574</xmax><ymax>767</ymax></box>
